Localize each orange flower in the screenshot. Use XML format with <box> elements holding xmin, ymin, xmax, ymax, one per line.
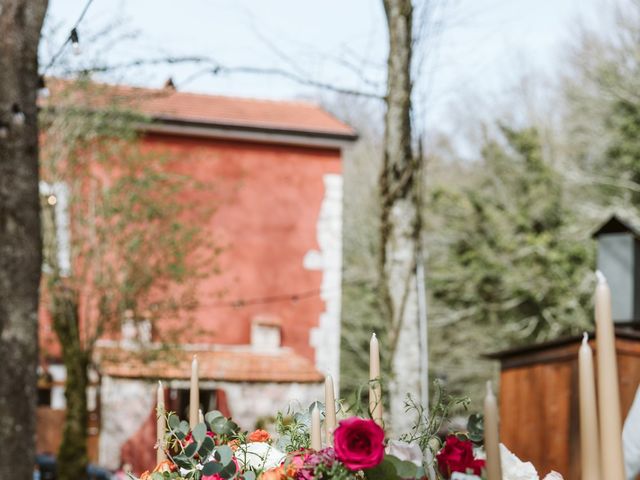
<box><xmin>139</xmin><ymin>471</ymin><xmax>151</xmax><ymax>480</ymax></box>
<box><xmin>153</xmin><ymin>460</ymin><xmax>176</xmax><ymax>473</ymax></box>
<box><xmin>259</xmin><ymin>466</ymin><xmax>286</xmax><ymax>480</ymax></box>
<box><xmin>248</xmin><ymin>429</ymin><xmax>271</xmax><ymax>443</ymax></box>
<box><xmin>228</xmin><ymin>439</ymin><xmax>240</xmax><ymax>452</ymax></box>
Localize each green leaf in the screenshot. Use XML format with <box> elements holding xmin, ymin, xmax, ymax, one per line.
<box><xmin>385</xmin><ymin>455</ymin><xmax>419</xmax><ymax>479</ymax></box>
<box><xmin>363</xmin><ymin>458</ymin><xmax>400</xmax><ymax>480</ymax></box>
<box><xmin>172</xmin><ymin>454</ymin><xmax>193</xmax><ymax>469</ymax></box>
<box><xmin>179</xmin><ymin>420</ymin><xmax>190</xmax><ymax>435</ymax></box>
<box><xmin>184</xmin><ymin>441</ymin><xmax>199</xmax><ymax>458</ymax></box>
<box><xmin>192</xmin><ymin>422</ymin><xmax>207</xmax><ymax>444</ymax></box>
<box><xmin>210</xmin><ymin>416</ymin><xmax>227</xmax><ymax>435</ymax></box>
<box><xmin>467</xmin><ymin>413</ymin><xmax>484</xmax><ymax>444</ymax></box>
<box><xmin>205</xmin><ymin>410</ymin><xmax>223</xmax><ymax>424</ymax></box>
<box><xmin>215</xmin><ymin>445</ymin><xmax>233</xmax><ymax>466</ymax></box>
<box><xmin>198</xmin><ymin>435</ymin><xmax>215</xmax><ymax>458</ymax></box>
<box><xmin>219</xmin><ymin>460</ymin><xmax>237</xmax><ymax>479</ymax></box>
<box><xmin>168</xmin><ymin>414</ymin><xmax>180</xmax><ymax>430</ymax></box>
<box><xmin>202</xmin><ymin>461</ymin><xmax>223</xmax><ymax>476</ymax></box>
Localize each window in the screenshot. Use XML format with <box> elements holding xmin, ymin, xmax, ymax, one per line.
<box><xmin>168</xmin><ymin>388</ymin><xmax>220</xmax><ymax>420</ymax></box>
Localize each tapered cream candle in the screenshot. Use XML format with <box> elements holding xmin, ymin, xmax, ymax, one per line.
<box><xmin>198</xmin><ymin>409</ymin><xmax>204</xmax><ymax>424</ymax></box>
<box><xmin>595</xmin><ymin>271</ymin><xmax>626</xmax><ymax>480</ymax></box>
<box><xmin>189</xmin><ymin>355</ymin><xmax>199</xmax><ymax>429</ymax></box>
<box><xmin>156</xmin><ymin>381</ymin><xmax>166</xmax><ymax>463</ymax></box>
<box><xmin>325</xmin><ymin>375</ymin><xmax>337</xmax><ymax>445</ymax></box>
<box><xmin>369</xmin><ymin>333</ymin><xmax>383</xmax><ymax>426</ymax></box>
<box><xmin>484</xmin><ymin>381</ymin><xmax>502</xmax><ymax>480</ymax></box>
<box><xmin>579</xmin><ymin>332</ymin><xmax>601</xmax><ymax>480</ymax></box>
<box><xmin>311</xmin><ymin>404</ymin><xmax>322</xmax><ymax>450</ymax></box>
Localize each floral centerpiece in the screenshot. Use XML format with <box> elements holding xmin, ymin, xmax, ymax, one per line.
<box><xmin>132</xmin><ymin>389</ymin><xmax>562</xmax><ymax>480</ymax></box>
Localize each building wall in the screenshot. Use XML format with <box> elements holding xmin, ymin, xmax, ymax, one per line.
<box><xmin>136</xmin><ymin>134</ymin><xmax>343</xmax><ymax>368</ymax></box>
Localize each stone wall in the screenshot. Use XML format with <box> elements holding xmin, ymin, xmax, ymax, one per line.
<box><xmin>307</xmin><ymin>173</ymin><xmax>343</xmax><ymax>388</ymax></box>
<box><xmin>99</xmin><ymin>376</ymin><xmax>323</xmax><ymax>470</ymax></box>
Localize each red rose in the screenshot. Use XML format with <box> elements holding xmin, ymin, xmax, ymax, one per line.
<box><xmin>436</xmin><ymin>436</ymin><xmax>485</xmax><ymax>477</ymax></box>
<box><xmin>333</xmin><ymin>417</ymin><xmax>385</xmax><ymax>471</ymax></box>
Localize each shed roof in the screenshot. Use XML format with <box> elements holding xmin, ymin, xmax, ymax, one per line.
<box><xmin>95</xmin><ymin>346</ymin><xmax>323</xmax><ymax>383</ymax></box>
<box><xmin>44</xmin><ymin>78</ymin><xmax>357</xmax><ymax>141</ymax></box>
<box><xmin>592</xmin><ymin>214</ymin><xmax>640</xmax><ymax>238</ymax></box>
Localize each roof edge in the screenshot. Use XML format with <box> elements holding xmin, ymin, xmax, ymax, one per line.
<box><xmin>142</xmin><ymin>118</ymin><xmax>357</xmax><ymax>149</ymax></box>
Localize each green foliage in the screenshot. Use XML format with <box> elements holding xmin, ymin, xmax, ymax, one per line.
<box><xmin>40</xmin><ymin>78</ymin><xmax>217</xmax><ymax>480</ymax></box>
<box><xmin>400</xmin><ymin>381</ymin><xmax>469</xmax><ymax>454</ymax></box>
<box><xmin>426</xmin><ymin>126</ymin><xmax>594</xmax><ymax>403</ymax></box>
<box><xmin>274</xmin><ymin>407</ymin><xmax>312</xmax><ymax>453</ymax></box>
<box><xmin>163</xmin><ymin>410</ymin><xmax>242</xmax><ymax>480</ymax></box>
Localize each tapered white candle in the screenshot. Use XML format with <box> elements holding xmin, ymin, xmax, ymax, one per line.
<box><xmin>156</xmin><ymin>381</ymin><xmax>166</xmax><ymax>463</ymax></box>
<box><xmin>311</xmin><ymin>404</ymin><xmax>322</xmax><ymax>450</ymax></box>
<box><xmin>369</xmin><ymin>333</ymin><xmax>383</xmax><ymax>426</ymax></box>
<box><xmin>484</xmin><ymin>381</ymin><xmax>502</xmax><ymax>480</ymax></box>
<box><xmin>579</xmin><ymin>333</ymin><xmax>601</xmax><ymax>480</ymax></box>
<box><xmin>595</xmin><ymin>271</ymin><xmax>626</xmax><ymax>480</ymax></box>
<box><xmin>325</xmin><ymin>375</ymin><xmax>337</xmax><ymax>445</ymax></box>
<box><xmin>198</xmin><ymin>409</ymin><xmax>204</xmax><ymax>424</ymax></box>
<box><xmin>189</xmin><ymin>355</ymin><xmax>199</xmax><ymax>429</ymax></box>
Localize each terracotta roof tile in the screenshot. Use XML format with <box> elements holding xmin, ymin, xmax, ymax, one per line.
<box><xmin>95</xmin><ymin>346</ymin><xmax>323</xmax><ymax>383</ymax></box>
<box><xmin>45</xmin><ymin>79</ymin><xmax>356</xmax><ymax>139</ymax></box>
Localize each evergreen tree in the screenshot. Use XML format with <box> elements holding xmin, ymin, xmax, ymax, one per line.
<box><xmin>426</xmin><ymin>126</ymin><xmax>594</xmax><ymax>403</ymax></box>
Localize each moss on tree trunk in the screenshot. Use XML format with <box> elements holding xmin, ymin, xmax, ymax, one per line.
<box><xmin>52</xmin><ymin>285</ymin><xmax>89</xmax><ymax>480</ymax></box>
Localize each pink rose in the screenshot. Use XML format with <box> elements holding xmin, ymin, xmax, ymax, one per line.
<box><xmin>333</xmin><ymin>417</ymin><xmax>385</xmax><ymax>471</ymax></box>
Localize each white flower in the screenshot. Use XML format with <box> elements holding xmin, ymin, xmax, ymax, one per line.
<box><xmin>450</xmin><ymin>473</ymin><xmax>482</xmax><ymax>480</ymax></box>
<box><xmin>542</xmin><ymin>472</ymin><xmax>564</xmax><ymax>480</ymax></box>
<box><xmin>234</xmin><ymin>442</ymin><xmax>285</xmax><ymax>471</ymax></box>
<box><xmin>386</xmin><ymin>440</ymin><xmax>424</xmax><ymax>466</ymax></box>
<box><xmin>500</xmin><ymin>443</ymin><xmax>539</xmax><ymax>480</ymax></box>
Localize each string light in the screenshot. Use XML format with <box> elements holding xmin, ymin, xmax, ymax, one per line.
<box><xmin>11</xmin><ymin>104</ymin><xmax>25</xmax><ymax>126</ymax></box>
<box><xmin>41</xmin><ymin>0</ymin><xmax>95</xmax><ymax>75</ymax></box>
<box><xmin>37</xmin><ymin>75</ymin><xmax>49</xmax><ymax>99</ymax></box>
<box><xmin>70</xmin><ymin>28</ymin><xmax>80</xmax><ymax>55</ymax></box>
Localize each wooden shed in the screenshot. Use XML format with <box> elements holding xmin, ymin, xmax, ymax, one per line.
<box><xmin>487</xmin><ymin>328</ymin><xmax>640</xmax><ymax>480</ymax></box>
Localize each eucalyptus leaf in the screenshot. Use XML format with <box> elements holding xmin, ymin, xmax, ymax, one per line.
<box><xmin>211</xmin><ymin>416</ymin><xmax>227</xmax><ymax>435</ymax></box>
<box><xmin>168</xmin><ymin>414</ymin><xmax>180</xmax><ymax>430</ymax></box>
<box><xmin>198</xmin><ymin>435</ymin><xmax>215</xmax><ymax>458</ymax></box>
<box><xmin>192</xmin><ymin>422</ymin><xmax>207</xmax><ymax>444</ymax></box>
<box><xmin>179</xmin><ymin>420</ymin><xmax>190</xmax><ymax>435</ymax></box>
<box><xmin>243</xmin><ymin>472</ymin><xmax>256</xmax><ymax>480</ymax></box>
<box><xmin>215</xmin><ymin>445</ymin><xmax>233</xmax><ymax>466</ymax></box>
<box><xmin>184</xmin><ymin>441</ymin><xmax>199</xmax><ymax>458</ymax></box>
<box><xmin>205</xmin><ymin>410</ymin><xmax>223</xmax><ymax>424</ymax></box>
<box><xmin>202</xmin><ymin>461</ymin><xmax>223</xmax><ymax>476</ymax></box>
<box><xmin>219</xmin><ymin>460</ymin><xmax>237</xmax><ymax>479</ymax></box>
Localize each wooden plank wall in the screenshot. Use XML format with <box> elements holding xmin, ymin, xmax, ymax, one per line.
<box><xmin>498</xmin><ymin>336</ymin><xmax>640</xmax><ymax>480</ymax></box>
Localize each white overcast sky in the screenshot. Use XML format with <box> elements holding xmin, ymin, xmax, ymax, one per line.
<box><xmin>43</xmin><ymin>0</ymin><xmax>611</xmax><ymax>133</ymax></box>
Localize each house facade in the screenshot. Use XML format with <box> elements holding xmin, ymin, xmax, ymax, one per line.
<box><xmin>37</xmin><ymin>81</ymin><xmax>356</xmax><ymax>473</ymax></box>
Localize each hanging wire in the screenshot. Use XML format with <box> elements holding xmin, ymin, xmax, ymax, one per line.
<box><xmin>41</xmin><ymin>0</ymin><xmax>95</xmax><ymax>75</ymax></box>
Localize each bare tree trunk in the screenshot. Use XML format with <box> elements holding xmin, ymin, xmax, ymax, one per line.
<box><xmin>380</xmin><ymin>0</ymin><xmax>422</xmax><ymax>434</ymax></box>
<box><xmin>0</xmin><ymin>1</ymin><xmax>48</xmax><ymax>478</ymax></box>
<box><xmin>51</xmin><ymin>285</ymin><xmax>89</xmax><ymax>480</ymax></box>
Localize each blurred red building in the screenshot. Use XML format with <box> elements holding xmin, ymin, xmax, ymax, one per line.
<box><xmin>36</xmin><ymin>81</ymin><xmax>356</xmax><ymax>473</ymax></box>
